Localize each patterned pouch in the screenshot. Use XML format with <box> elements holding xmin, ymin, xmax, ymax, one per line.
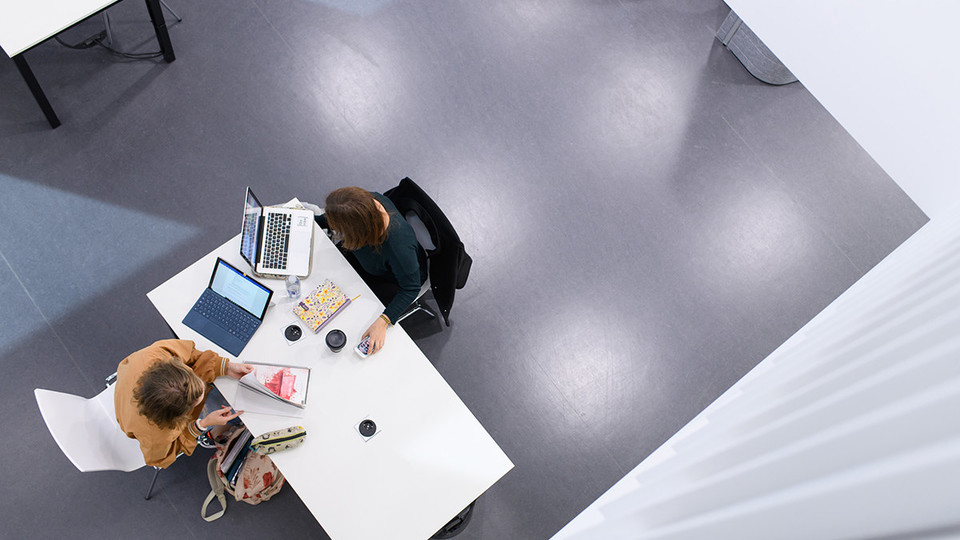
<box><xmin>251</xmin><ymin>425</ymin><xmax>307</xmax><ymax>455</ymax></box>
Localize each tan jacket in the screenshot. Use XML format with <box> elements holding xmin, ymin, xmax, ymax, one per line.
<box><xmin>114</xmin><ymin>339</ymin><xmax>229</xmax><ymax>468</ymax></box>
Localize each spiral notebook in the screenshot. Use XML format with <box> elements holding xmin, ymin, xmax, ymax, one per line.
<box><xmin>293</xmin><ymin>279</ymin><xmax>351</xmax><ymax>333</ymax></box>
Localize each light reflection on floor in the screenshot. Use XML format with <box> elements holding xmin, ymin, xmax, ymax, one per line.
<box><xmin>0</xmin><ymin>174</ymin><xmax>200</xmax><ymax>353</ymax></box>
<box><xmin>307</xmin><ymin>0</ymin><xmax>396</xmax><ymax>17</ymax></box>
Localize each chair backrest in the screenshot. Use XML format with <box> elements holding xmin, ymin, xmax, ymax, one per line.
<box><xmin>34</xmin><ymin>385</ymin><xmax>146</xmax><ymax>473</ymax></box>
<box><xmin>404</xmin><ymin>211</ymin><xmax>436</xmax><ymax>252</ymax></box>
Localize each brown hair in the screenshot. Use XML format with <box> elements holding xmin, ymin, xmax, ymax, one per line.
<box><xmin>133</xmin><ymin>356</ymin><xmax>206</xmax><ymax>430</ymax></box>
<box><xmin>325</xmin><ymin>187</ymin><xmax>389</xmax><ymax>250</ymax></box>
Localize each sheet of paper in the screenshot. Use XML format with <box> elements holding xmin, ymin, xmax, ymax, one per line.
<box><xmin>233</xmin><ymin>385</ymin><xmax>307</xmax><ymax>418</ymax></box>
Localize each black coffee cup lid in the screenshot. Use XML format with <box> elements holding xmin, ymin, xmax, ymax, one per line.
<box><xmin>326</xmin><ymin>329</ymin><xmax>346</xmax><ymax>348</ymax></box>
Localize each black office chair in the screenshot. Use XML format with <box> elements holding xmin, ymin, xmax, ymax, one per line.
<box><xmin>385</xmin><ymin>178</ymin><xmax>472</xmax><ymax>326</ymax></box>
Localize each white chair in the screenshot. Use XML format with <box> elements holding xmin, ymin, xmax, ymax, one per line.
<box><xmin>35</xmin><ymin>384</ymin><xmax>145</xmax><ymax>473</ymax></box>
<box><xmin>34</xmin><ymin>382</ymin><xmax>172</xmax><ymax>500</ymax></box>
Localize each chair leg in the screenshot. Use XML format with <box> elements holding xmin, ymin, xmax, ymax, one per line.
<box><xmin>101</xmin><ymin>12</ymin><xmax>114</xmax><ymax>46</ymax></box>
<box><xmin>396</xmin><ymin>299</ymin><xmax>437</xmax><ymax>324</ymax></box>
<box><xmin>419</xmin><ymin>302</ymin><xmax>437</xmax><ymax>319</ymax></box>
<box><xmin>159</xmin><ymin>0</ymin><xmax>183</xmax><ymax>22</ymax></box>
<box><xmin>145</xmin><ymin>466</ymin><xmax>162</xmax><ymax>500</ymax></box>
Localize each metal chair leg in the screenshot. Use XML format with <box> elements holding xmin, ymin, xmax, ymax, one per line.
<box><xmin>145</xmin><ymin>466</ymin><xmax>162</xmax><ymax>500</ymax></box>
<box><xmin>159</xmin><ymin>0</ymin><xmax>182</xmax><ymax>22</ymax></box>
<box><xmin>101</xmin><ymin>12</ymin><xmax>114</xmax><ymax>46</ymax></box>
<box><xmin>396</xmin><ymin>299</ymin><xmax>437</xmax><ymax>324</ymax></box>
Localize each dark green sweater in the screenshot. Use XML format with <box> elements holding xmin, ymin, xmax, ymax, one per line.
<box><xmin>350</xmin><ymin>193</ymin><xmax>425</xmax><ymax>322</ymax></box>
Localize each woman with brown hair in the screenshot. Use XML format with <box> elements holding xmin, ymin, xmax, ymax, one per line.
<box><xmin>114</xmin><ymin>339</ymin><xmax>253</xmax><ymax>468</ymax></box>
<box><xmin>318</xmin><ymin>187</ymin><xmax>427</xmax><ymax>355</ymax></box>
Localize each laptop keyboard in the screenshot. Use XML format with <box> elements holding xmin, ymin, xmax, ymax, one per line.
<box><xmin>261</xmin><ymin>213</ymin><xmax>291</xmax><ymax>270</ymax></box>
<box><xmin>195</xmin><ymin>289</ymin><xmax>259</xmax><ymax>341</ymax></box>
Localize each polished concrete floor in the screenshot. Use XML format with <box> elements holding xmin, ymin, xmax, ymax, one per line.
<box><xmin>0</xmin><ymin>1</ymin><xmax>926</xmax><ymax>539</ymax></box>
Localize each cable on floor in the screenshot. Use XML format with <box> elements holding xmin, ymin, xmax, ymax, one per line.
<box><xmin>55</xmin><ymin>33</ymin><xmax>163</xmax><ymax>59</ymax></box>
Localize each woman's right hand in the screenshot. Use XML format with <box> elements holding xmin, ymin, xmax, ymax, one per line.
<box><xmin>362</xmin><ymin>316</ymin><xmax>389</xmax><ymax>355</ymax></box>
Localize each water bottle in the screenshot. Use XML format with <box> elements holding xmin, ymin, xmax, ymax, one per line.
<box><xmin>285</xmin><ymin>275</ymin><xmax>301</xmax><ymax>298</ymax></box>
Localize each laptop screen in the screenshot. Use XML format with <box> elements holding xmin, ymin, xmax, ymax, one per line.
<box><xmin>209</xmin><ymin>258</ymin><xmax>272</xmax><ymax>319</ymax></box>
<box><xmin>239</xmin><ymin>187</ymin><xmax>262</xmax><ymax>269</ymax></box>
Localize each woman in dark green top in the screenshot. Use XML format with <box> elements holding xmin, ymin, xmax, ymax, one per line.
<box><xmin>322</xmin><ymin>187</ymin><xmax>427</xmax><ymax>355</ymax></box>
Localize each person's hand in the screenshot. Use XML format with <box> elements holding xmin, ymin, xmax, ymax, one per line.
<box><xmin>200</xmin><ymin>406</ymin><xmax>243</xmax><ymax>428</ymax></box>
<box><xmin>362</xmin><ymin>317</ymin><xmax>389</xmax><ymax>355</ymax></box>
<box><xmin>226</xmin><ymin>362</ymin><xmax>254</xmax><ymax>379</ymax></box>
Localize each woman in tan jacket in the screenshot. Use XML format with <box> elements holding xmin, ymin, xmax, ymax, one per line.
<box><xmin>114</xmin><ymin>339</ymin><xmax>253</xmax><ymax>468</ymax></box>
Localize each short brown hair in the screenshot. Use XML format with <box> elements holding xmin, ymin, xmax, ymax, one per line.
<box><xmin>325</xmin><ymin>187</ymin><xmax>388</xmax><ymax>250</ymax></box>
<box><xmin>133</xmin><ymin>356</ymin><xmax>206</xmax><ymax>430</ymax></box>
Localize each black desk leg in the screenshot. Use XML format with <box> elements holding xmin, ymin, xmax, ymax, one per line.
<box><xmin>145</xmin><ymin>0</ymin><xmax>176</xmax><ymax>63</ymax></box>
<box><xmin>12</xmin><ymin>55</ymin><xmax>61</xmax><ymax>129</ymax></box>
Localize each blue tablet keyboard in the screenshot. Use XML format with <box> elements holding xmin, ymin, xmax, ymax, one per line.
<box><xmin>193</xmin><ymin>289</ymin><xmax>259</xmax><ymax>340</ymax></box>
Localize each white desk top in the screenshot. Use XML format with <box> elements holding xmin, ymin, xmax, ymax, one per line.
<box><xmin>147</xmin><ymin>227</ymin><xmax>513</xmax><ymax>540</ymax></box>
<box><xmin>0</xmin><ymin>0</ymin><xmax>120</xmax><ymax>57</ymax></box>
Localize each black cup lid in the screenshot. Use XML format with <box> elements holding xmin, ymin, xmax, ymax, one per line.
<box><xmin>325</xmin><ymin>329</ymin><xmax>346</xmax><ymax>348</ymax></box>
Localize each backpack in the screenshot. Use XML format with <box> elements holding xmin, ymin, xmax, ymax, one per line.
<box><xmin>201</xmin><ymin>426</ymin><xmax>285</xmax><ymax>521</ymax></box>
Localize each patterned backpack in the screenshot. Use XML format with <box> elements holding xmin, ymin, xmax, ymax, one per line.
<box><xmin>201</xmin><ymin>425</ymin><xmax>285</xmax><ymax>521</ymax></box>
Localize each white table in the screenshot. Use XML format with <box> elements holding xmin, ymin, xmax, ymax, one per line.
<box><xmin>147</xmin><ymin>226</ymin><xmax>513</xmax><ymax>540</ymax></box>
<box><xmin>0</xmin><ymin>0</ymin><xmax>175</xmax><ymax>128</ymax></box>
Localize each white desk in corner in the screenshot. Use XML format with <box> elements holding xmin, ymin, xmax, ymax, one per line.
<box><xmin>147</xmin><ymin>224</ymin><xmax>513</xmax><ymax>540</ymax></box>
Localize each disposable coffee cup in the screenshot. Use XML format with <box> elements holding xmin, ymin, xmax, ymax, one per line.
<box><xmin>325</xmin><ymin>329</ymin><xmax>346</xmax><ymax>352</ymax></box>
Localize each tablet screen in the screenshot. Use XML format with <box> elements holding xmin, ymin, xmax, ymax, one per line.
<box><xmin>210</xmin><ymin>258</ymin><xmax>272</xmax><ymax>319</ymax></box>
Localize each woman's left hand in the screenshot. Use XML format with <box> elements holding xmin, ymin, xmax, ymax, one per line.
<box><xmin>363</xmin><ymin>317</ymin><xmax>389</xmax><ymax>355</ymax></box>
<box><xmin>226</xmin><ymin>362</ymin><xmax>254</xmax><ymax>379</ymax></box>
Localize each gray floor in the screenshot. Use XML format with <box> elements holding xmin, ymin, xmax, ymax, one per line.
<box><xmin>0</xmin><ymin>1</ymin><xmax>927</xmax><ymax>539</ymax></box>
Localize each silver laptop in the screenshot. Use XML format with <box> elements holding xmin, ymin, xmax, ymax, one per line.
<box><xmin>240</xmin><ymin>187</ymin><xmax>314</xmax><ymax>278</ymax></box>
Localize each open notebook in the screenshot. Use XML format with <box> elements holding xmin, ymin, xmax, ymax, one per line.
<box><xmin>233</xmin><ymin>362</ymin><xmax>311</xmax><ymax>418</ymax></box>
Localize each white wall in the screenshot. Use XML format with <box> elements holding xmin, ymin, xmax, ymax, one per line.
<box><xmin>723</xmin><ymin>0</ymin><xmax>960</xmax><ymax>219</ymax></box>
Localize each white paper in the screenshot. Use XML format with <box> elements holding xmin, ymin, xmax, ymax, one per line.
<box><xmin>233</xmin><ymin>384</ymin><xmax>307</xmax><ymax>418</ymax></box>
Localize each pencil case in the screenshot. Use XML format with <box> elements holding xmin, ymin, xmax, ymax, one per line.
<box><xmin>250</xmin><ymin>426</ymin><xmax>307</xmax><ymax>455</ymax></box>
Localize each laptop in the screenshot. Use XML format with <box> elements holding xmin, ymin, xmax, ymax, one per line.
<box><xmin>182</xmin><ymin>258</ymin><xmax>273</xmax><ymax>357</ymax></box>
<box><xmin>240</xmin><ymin>187</ymin><xmax>314</xmax><ymax>278</ymax></box>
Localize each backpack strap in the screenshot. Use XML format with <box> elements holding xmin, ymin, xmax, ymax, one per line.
<box><xmin>201</xmin><ymin>457</ymin><xmax>227</xmax><ymax>522</ymax></box>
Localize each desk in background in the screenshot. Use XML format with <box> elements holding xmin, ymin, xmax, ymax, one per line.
<box><xmin>0</xmin><ymin>0</ymin><xmax>175</xmax><ymax>128</ymax></box>
<box><xmin>148</xmin><ymin>225</ymin><xmax>513</xmax><ymax>540</ymax></box>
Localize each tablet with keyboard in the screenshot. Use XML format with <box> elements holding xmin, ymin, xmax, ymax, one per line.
<box><xmin>182</xmin><ymin>258</ymin><xmax>273</xmax><ymax>356</ymax></box>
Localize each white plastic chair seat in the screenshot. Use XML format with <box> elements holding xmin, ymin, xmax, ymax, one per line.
<box><xmin>35</xmin><ymin>385</ymin><xmax>146</xmax><ymax>473</ymax></box>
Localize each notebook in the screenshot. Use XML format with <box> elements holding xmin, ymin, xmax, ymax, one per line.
<box><xmin>234</xmin><ymin>363</ymin><xmax>311</xmax><ymax>418</ymax></box>
<box><xmin>182</xmin><ymin>258</ymin><xmax>273</xmax><ymax>357</ymax></box>
<box><xmin>293</xmin><ymin>279</ymin><xmax>352</xmax><ymax>333</ymax></box>
<box><xmin>240</xmin><ymin>187</ymin><xmax>315</xmax><ymax>278</ymax></box>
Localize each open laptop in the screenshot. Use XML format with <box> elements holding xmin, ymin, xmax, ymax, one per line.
<box><xmin>182</xmin><ymin>258</ymin><xmax>273</xmax><ymax>357</ymax></box>
<box><xmin>240</xmin><ymin>187</ymin><xmax>314</xmax><ymax>278</ymax></box>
